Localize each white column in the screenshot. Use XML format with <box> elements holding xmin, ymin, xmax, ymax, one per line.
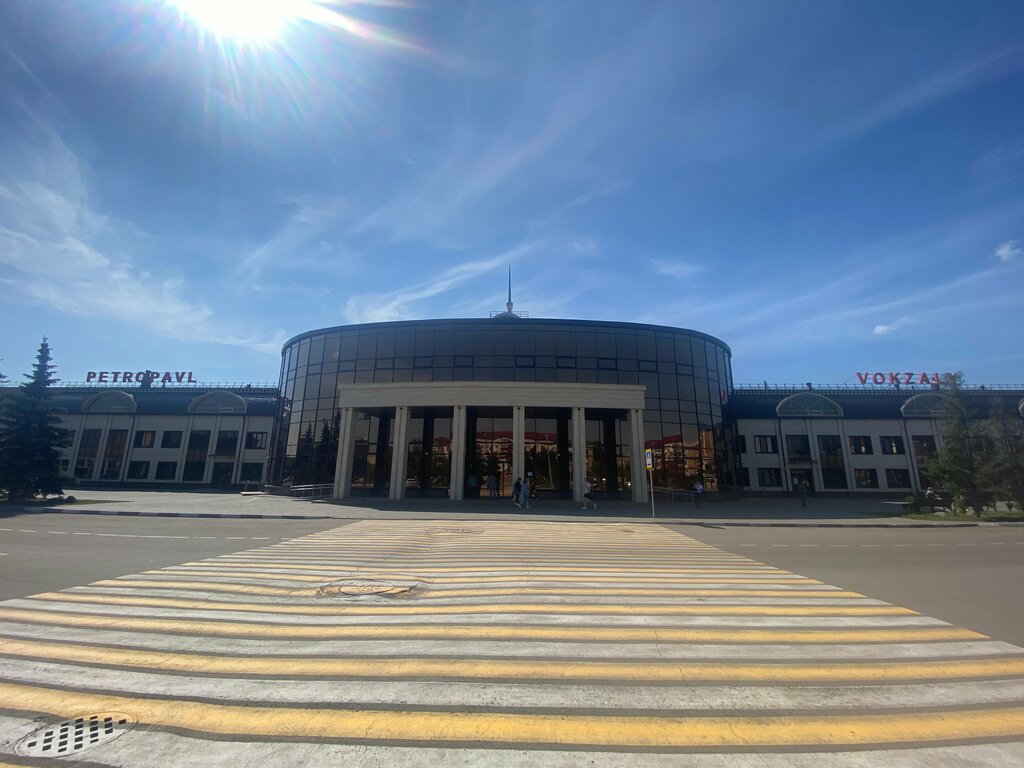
<box><xmin>389</xmin><ymin>406</ymin><xmax>410</xmax><ymax>500</ymax></box>
<box><xmin>332</xmin><ymin>407</ymin><xmax>355</xmax><ymax>499</ymax></box>
<box><xmin>629</xmin><ymin>408</ymin><xmax>647</xmax><ymax>503</ymax></box>
<box><xmin>571</xmin><ymin>406</ymin><xmax>586</xmax><ymax>502</ymax></box>
<box><xmin>449</xmin><ymin>405</ymin><xmax>466</xmax><ymax>500</ymax></box>
<box><xmin>512</xmin><ymin>405</ymin><xmax>526</xmax><ymax>488</ymax></box>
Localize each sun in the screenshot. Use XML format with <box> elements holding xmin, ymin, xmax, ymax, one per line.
<box><xmin>171</xmin><ymin>0</ymin><xmax>314</xmax><ymax>42</ymax></box>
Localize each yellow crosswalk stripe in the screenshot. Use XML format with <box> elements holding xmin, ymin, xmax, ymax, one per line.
<box><xmin>2</xmin><ymin>636</ymin><xmax>1021</xmax><ymax>682</ymax></box>
<box><xmin>1</xmin><ymin>681</ymin><xmax>1022</xmax><ymax>747</ymax></box>
<box><xmin>0</xmin><ymin>607</ymin><xmax>985</xmax><ymax>642</ymax></box>
<box><xmin>26</xmin><ymin>592</ymin><xmax>917</xmax><ymax>616</ymax></box>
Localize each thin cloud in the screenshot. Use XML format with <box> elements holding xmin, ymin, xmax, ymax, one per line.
<box><xmin>0</xmin><ymin>131</ymin><xmax>284</xmax><ymax>355</ymax></box>
<box><xmin>650</xmin><ymin>258</ymin><xmax>704</xmax><ymax>280</ymax></box>
<box><xmin>873</xmin><ymin>316</ymin><xmax>914</xmax><ymax>336</ymax></box>
<box><xmin>994</xmin><ymin>240</ymin><xmax>1021</xmax><ymax>262</ymax></box>
<box><xmin>343</xmin><ymin>242</ymin><xmax>539</xmax><ymax>323</ymax></box>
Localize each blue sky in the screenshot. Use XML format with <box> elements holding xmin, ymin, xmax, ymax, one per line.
<box><xmin>1</xmin><ymin>0</ymin><xmax>1022</xmax><ymax>387</ymax></box>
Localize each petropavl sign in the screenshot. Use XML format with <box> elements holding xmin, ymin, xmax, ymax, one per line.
<box><xmin>86</xmin><ymin>370</ymin><xmax>197</xmax><ymax>384</ymax></box>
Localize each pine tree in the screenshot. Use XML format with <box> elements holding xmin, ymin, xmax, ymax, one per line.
<box><xmin>0</xmin><ymin>338</ymin><xmax>72</xmax><ymax>501</ymax></box>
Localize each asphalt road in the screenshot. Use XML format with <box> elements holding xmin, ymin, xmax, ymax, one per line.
<box><xmin>685</xmin><ymin>524</ymin><xmax>1024</xmax><ymax>647</ymax></box>
<box><xmin>0</xmin><ymin>514</ymin><xmax>1023</xmax><ymax>764</ymax></box>
<box><xmin>0</xmin><ymin>511</ymin><xmax>340</xmax><ymax>601</ymax></box>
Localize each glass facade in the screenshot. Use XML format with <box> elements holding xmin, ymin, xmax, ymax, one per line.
<box><xmin>270</xmin><ymin>318</ymin><xmax>734</xmax><ymax>493</ymax></box>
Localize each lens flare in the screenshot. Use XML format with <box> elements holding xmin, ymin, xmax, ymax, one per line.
<box><xmin>170</xmin><ymin>0</ymin><xmax>312</xmax><ymax>42</ymax></box>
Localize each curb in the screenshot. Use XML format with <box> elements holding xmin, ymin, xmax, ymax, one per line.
<box><xmin>7</xmin><ymin>507</ymin><xmax>331</xmax><ymax>521</ymax></box>
<box><xmin>8</xmin><ymin>507</ymin><xmax>1022</xmax><ymax>527</ymax></box>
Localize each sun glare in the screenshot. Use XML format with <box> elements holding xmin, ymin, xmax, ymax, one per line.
<box><xmin>171</xmin><ymin>0</ymin><xmax>313</xmax><ymax>42</ymax></box>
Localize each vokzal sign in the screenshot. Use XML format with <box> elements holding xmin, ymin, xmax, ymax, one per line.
<box><xmin>856</xmin><ymin>372</ymin><xmax>943</xmax><ymax>386</ymax></box>
<box><xmin>86</xmin><ymin>370</ymin><xmax>197</xmax><ymax>384</ymax></box>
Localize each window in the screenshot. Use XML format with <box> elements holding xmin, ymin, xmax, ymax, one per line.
<box><xmin>75</xmin><ymin>429</ymin><xmax>102</xmax><ymax>478</ymax></box>
<box><xmin>239</xmin><ymin>462</ymin><xmax>264</xmax><ymax>482</ymax></box>
<box><xmin>597</xmin><ymin>357</ymin><xmax>616</xmax><ymax>370</ymax></box>
<box><xmin>515</xmin><ymin>356</ymin><xmax>535</xmax><ymax>368</ymax></box>
<box><xmin>912</xmin><ymin>435</ymin><xmax>937</xmax><ymax>458</ymax></box>
<box><xmin>786</xmin><ymin>434</ymin><xmax>810</xmax><ymax>460</ymax></box>
<box><xmin>133</xmin><ymin>430</ymin><xmax>156</xmax><ymax>448</ymax></box>
<box><xmin>757</xmin><ymin>468</ymin><xmax>782</xmax><ymax>487</ymax></box>
<box><xmin>848</xmin><ymin>436</ymin><xmax>873</xmax><ymax>455</ymax></box>
<box><xmin>738</xmin><ymin>435</ymin><xmax>747</xmax><ymax>454</ymax></box>
<box><xmin>100</xmin><ymin>430</ymin><xmax>129</xmax><ymax>480</ymax></box>
<box><xmin>738</xmin><ymin>467</ymin><xmax>750</xmax><ymax>487</ymax></box>
<box><xmin>854</xmin><ymin>468</ymin><xmax>879</xmax><ymax>488</ymax></box>
<box><xmin>245</xmin><ymin>432</ymin><xmax>268</xmax><ymax>450</ymax></box>
<box><xmin>183</xmin><ymin>430</ymin><xmax>211</xmax><ymax>481</ymax></box>
<box><xmin>753</xmin><ymin>435</ymin><xmax>778</xmax><ymax>454</ymax></box>
<box><xmin>161</xmin><ymin>431</ymin><xmax>183</xmax><ymax>449</ymax></box>
<box><xmin>155</xmin><ymin>461</ymin><xmax>177</xmax><ymax>480</ymax></box>
<box><xmin>879</xmin><ymin>436</ymin><xmax>905</xmax><ymax>455</ymax></box>
<box><xmin>556</xmin><ymin>356</ymin><xmax>576</xmax><ymax>368</ymax></box>
<box><xmin>215</xmin><ymin>430</ymin><xmax>239</xmax><ymax>456</ymax></box>
<box><xmin>127</xmin><ymin>461</ymin><xmax>150</xmax><ymax>480</ymax></box>
<box><xmin>886</xmin><ymin>469</ymin><xmax>911</xmax><ymax>488</ymax></box>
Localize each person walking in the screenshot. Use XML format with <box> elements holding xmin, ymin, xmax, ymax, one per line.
<box><xmin>522</xmin><ymin>476</ymin><xmax>532</xmax><ymax>509</ymax></box>
<box><xmin>799</xmin><ymin>480</ymin><xmax>809</xmax><ymax>508</ymax></box>
<box><xmin>581</xmin><ymin>478</ymin><xmax>597</xmax><ymax>511</ymax></box>
<box><xmin>487</xmin><ymin>473</ymin><xmax>497</xmax><ymax>499</ymax></box>
<box><xmin>513</xmin><ymin>477</ymin><xmax>522</xmax><ymax>508</ymax></box>
<box><xmin>693</xmin><ymin>480</ymin><xmax>704</xmax><ymax>508</ymax></box>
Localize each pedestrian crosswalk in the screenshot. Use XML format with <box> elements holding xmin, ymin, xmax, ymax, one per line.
<box><xmin>0</xmin><ymin>520</ymin><xmax>1022</xmax><ymax>765</ymax></box>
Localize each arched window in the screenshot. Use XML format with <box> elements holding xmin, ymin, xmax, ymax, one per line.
<box><xmin>775</xmin><ymin>393</ymin><xmax>844</xmax><ymax>418</ymax></box>
<box><xmin>82</xmin><ymin>390</ymin><xmax>137</xmax><ymax>413</ymax></box>
<box><xmin>188</xmin><ymin>390</ymin><xmax>247</xmax><ymax>414</ymax></box>
<box><xmin>900</xmin><ymin>393</ymin><xmax>951</xmax><ymax>418</ymax></box>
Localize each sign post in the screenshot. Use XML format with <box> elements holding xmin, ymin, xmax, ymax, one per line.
<box><xmin>645</xmin><ymin>448</ymin><xmax>655</xmax><ymax>520</ymax></box>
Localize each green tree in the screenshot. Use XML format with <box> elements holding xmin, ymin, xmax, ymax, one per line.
<box><xmin>925</xmin><ymin>373</ymin><xmax>997</xmax><ymax>513</ymax></box>
<box><xmin>983</xmin><ymin>395</ymin><xmax>1024</xmax><ymax>507</ymax></box>
<box><xmin>0</xmin><ymin>338</ymin><xmax>72</xmax><ymax>501</ymax></box>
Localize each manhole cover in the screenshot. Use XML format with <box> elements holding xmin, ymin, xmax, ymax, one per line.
<box><xmin>17</xmin><ymin>712</ymin><xmax>136</xmax><ymax>757</ymax></box>
<box><xmin>317</xmin><ymin>580</ymin><xmax>415</xmax><ymax>597</ymax></box>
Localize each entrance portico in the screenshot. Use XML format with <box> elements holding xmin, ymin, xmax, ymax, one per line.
<box><xmin>331</xmin><ymin>382</ymin><xmax>647</xmax><ymax>503</ymax></box>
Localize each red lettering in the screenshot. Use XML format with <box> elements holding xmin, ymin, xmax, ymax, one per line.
<box><xmin>918</xmin><ymin>373</ymin><xmax>930</xmax><ymax>384</ymax></box>
<box><xmin>85</xmin><ymin>372</ymin><xmax>96</xmax><ymax>383</ymax></box>
<box><xmin>123</xmin><ymin>372</ymin><xmax>134</xmax><ymax>383</ymax></box>
<box><xmin>187</xmin><ymin>372</ymin><xmax>196</xmax><ymax>383</ymax></box>
<box><xmin>111</xmin><ymin>372</ymin><xmax>121</xmax><ymax>383</ymax></box>
<box><xmin>161</xmin><ymin>372</ymin><xmax>173</xmax><ymax>384</ymax></box>
<box><xmin>856</xmin><ymin>372</ymin><xmax>869</xmax><ymax>384</ymax></box>
<box><xmin>97</xmin><ymin>372</ymin><xmax>108</xmax><ymax>383</ymax></box>
<box><xmin>888</xmin><ymin>372</ymin><xmax>899</xmax><ymax>384</ymax></box>
<box><xmin>175</xmin><ymin>372</ymin><xmax>185</xmax><ymax>383</ymax></box>
<box><xmin>872</xmin><ymin>373</ymin><xmax>885</xmax><ymax>384</ymax></box>
<box><xmin>903</xmin><ymin>372</ymin><xmax>913</xmax><ymax>385</ymax></box>
<box><xmin>933</xmin><ymin>373</ymin><xmax>941</xmax><ymax>385</ymax></box>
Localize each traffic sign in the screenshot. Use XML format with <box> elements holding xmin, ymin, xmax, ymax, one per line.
<box><xmin>645</xmin><ymin>448</ymin><xmax>653</xmax><ymax>470</ymax></box>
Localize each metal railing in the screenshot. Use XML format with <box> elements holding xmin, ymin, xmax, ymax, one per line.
<box><xmin>733</xmin><ymin>383</ymin><xmax>1024</xmax><ymax>394</ymax></box>
<box><xmin>652</xmin><ymin>487</ymin><xmax>697</xmax><ymax>504</ymax></box>
<box><xmin>56</xmin><ymin>382</ymin><xmax>278</xmax><ymax>390</ymax></box>
<box><xmin>289</xmin><ymin>483</ymin><xmax>334</xmax><ymax>499</ymax></box>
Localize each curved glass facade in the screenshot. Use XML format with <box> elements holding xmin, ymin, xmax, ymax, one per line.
<box><xmin>270</xmin><ymin>318</ymin><xmax>735</xmax><ymax>493</ymax></box>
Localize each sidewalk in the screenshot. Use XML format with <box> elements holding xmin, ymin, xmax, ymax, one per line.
<box><xmin>5</xmin><ymin>489</ymin><xmax>1013</xmax><ymax>527</ymax></box>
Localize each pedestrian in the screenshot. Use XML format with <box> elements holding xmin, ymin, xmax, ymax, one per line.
<box><xmin>467</xmin><ymin>472</ymin><xmax>479</xmax><ymax>498</ymax></box>
<box><xmin>799</xmin><ymin>480</ymin><xmax>809</xmax><ymax>508</ymax></box>
<box><xmin>693</xmin><ymin>480</ymin><xmax>704</xmax><ymax>507</ymax></box>
<box><xmin>513</xmin><ymin>477</ymin><xmax>522</xmax><ymax>508</ymax></box>
<box><xmin>581</xmin><ymin>478</ymin><xmax>597</xmax><ymax>511</ymax></box>
<box><xmin>487</xmin><ymin>473</ymin><xmax>497</xmax><ymax>499</ymax></box>
<box><xmin>522</xmin><ymin>476</ymin><xmax>532</xmax><ymax>509</ymax></box>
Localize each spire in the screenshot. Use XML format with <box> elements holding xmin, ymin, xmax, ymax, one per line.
<box><xmin>506</xmin><ymin>265</ymin><xmax>513</xmax><ymax>313</ymax></box>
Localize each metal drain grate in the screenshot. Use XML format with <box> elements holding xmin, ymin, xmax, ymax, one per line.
<box><xmin>428</xmin><ymin>527</ymin><xmax>477</xmax><ymax>535</ymax></box>
<box><xmin>317</xmin><ymin>580</ymin><xmax>416</xmax><ymax>598</ymax></box>
<box><xmin>17</xmin><ymin>712</ymin><xmax>136</xmax><ymax>757</ymax></box>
